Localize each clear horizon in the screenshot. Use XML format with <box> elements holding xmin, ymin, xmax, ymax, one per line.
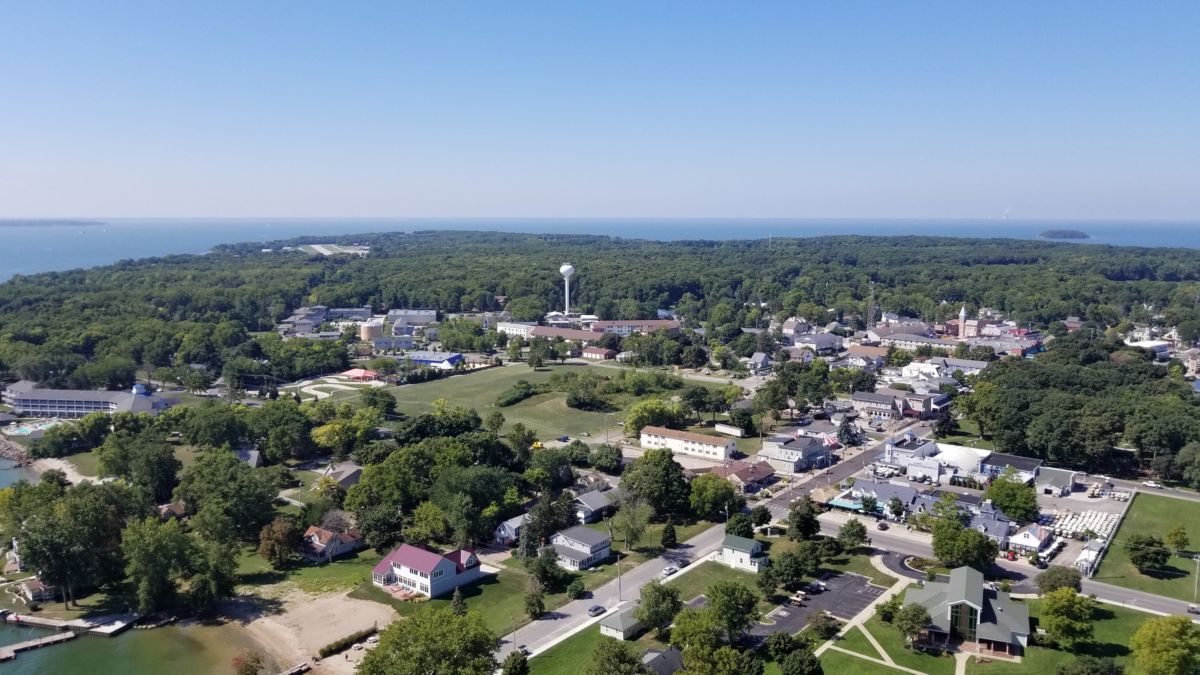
<box><xmin>2</xmin><ymin>3</ymin><xmax>1197</xmax><ymax>219</ymax></box>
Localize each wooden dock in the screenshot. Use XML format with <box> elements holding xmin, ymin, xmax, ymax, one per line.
<box><xmin>0</xmin><ymin>631</ymin><xmax>76</xmax><ymax>661</ymax></box>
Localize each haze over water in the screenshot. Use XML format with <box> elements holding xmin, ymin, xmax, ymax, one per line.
<box><xmin>2</xmin><ymin>219</ymin><xmax>1198</xmax><ymax>282</ymax></box>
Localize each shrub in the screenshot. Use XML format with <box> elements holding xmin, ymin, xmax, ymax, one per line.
<box><xmin>317</xmin><ymin>626</ymin><xmax>378</xmax><ymax>658</ymax></box>
<box><xmin>566</xmin><ymin>578</ymin><xmax>586</xmax><ymax>600</ymax></box>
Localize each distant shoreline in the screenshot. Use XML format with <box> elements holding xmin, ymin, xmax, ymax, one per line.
<box><xmin>0</xmin><ymin>219</ymin><xmax>105</xmax><ymax>228</ymax></box>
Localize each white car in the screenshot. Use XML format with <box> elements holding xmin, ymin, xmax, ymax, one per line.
<box><xmin>1142</xmin><ymin>481</ymin><xmax>1163</xmax><ymax>489</ymax></box>
<box><xmin>661</xmin><ymin>565</ymin><xmax>679</xmax><ymax>578</ymax></box>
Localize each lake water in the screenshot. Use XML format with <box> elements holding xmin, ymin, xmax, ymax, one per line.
<box><xmin>0</xmin><ymin>458</ymin><xmax>37</xmax><ymax>489</ymax></box>
<box><xmin>2</xmin><ymin>218</ymin><xmax>1199</xmax><ymax>281</ymax></box>
<box><xmin>0</xmin><ymin>621</ymin><xmax>268</xmax><ymax>674</ymax></box>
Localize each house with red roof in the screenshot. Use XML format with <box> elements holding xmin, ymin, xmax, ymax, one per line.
<box><xmin>371</xmin><ymin>543</ymin><xmax>482</xmax><ymax>598</ymax></box>
<box><xmin>300</xmin><ymin>525</ymin><xmax>365</xmax><ymax>563</ymax></box>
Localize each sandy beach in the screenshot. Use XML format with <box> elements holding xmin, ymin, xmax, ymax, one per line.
<box><xmin>230</xmin><ymin>588</ymin><xmax>397</xmax><ymax>674</ymax></box>
<box><xmin>31</xmin><ymin>457</ymin><xmax>91</xmax><ymax>485</ymax></box>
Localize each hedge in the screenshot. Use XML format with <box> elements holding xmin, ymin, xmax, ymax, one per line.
<box><xmin>317</xmin><ymin>626</ymin><xmax>378</xmax><ymax>659</ymax></box>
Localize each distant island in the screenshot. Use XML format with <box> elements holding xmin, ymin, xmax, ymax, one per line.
<box><xmin>1040</xmin><ymin>229</ymin><xmax>1090</xmax><ymax>240</ymax></box>
<box><xmin>0</xmin><ymin>219</ymin><xmax>105</xmax><ymax>228</ymax></box>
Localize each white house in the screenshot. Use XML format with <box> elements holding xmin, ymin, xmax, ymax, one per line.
<box><xmin>757</xmin><ymin>436</ymin><xmax>832</xmax><ymax>474</ymax></box>
<box><xmin>549</xmin><ymin>526</ymin><xmax>612</xmax><ymax>570</ymax></box>
<box><xmin>600</xmin><ymin>608</ymin><xmax>643</xmax><ymax>640</ymax></box>
<box><xmin>717</xmin><ymin>534</ymin><xmax>768</xmax><ymax>573</ymax></box>
<box><xmin>371</xmin><ymin>544</ymin><xmax>482</xmax><ymax>598</ymax></box>
<box><xmin>639</xmin><ymin>426</ymin><xmax>735</xmax><ymax>461</ymax></box>
<box><xmin>1008</xmin><ymin>524</ymin><xmax>1054</xmax><ymax>555</ymax></box>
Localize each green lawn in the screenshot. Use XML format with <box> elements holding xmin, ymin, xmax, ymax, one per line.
<box><xmin>1093</xmin><ymin>492</ymin><xmax>1200</xmax><ymax>601</ymax></box>
<box><xmin>237</xmin><ymin>546</ymin><xmax>385</xmax><ymax>595</ymax></box>
<box><xmin>966</xmin><ymin>599</ymin><xmax>1149</xmax><ymax>675</ymax></box>
<box><xmin>761</xmin><ymin>537</ymin><xmax>896</xmax><ymax>587</ymax></box>
<box><xmin>662</xmin><ymin>560</ymin><xmax>773</xmax><ymax>612</ymax></box>
<box><xmin>583</xmin><ymin>519</ymin><xmax>713</xmax><ymax>559</ymax></box>
<box><xmin>836</xmin><ymin>624</ymin><xmax>886</xmax><ymax>659</ymax></box>
<box><xmin>937</xmin><ymin>418</ymin><xmax>996</xmax><ymax>450</ymax></box>
<box><xmin>385</xmin><ymin>364</ymin><xmax>625</xmax><ymax>439</ymax></box>
<box><xmin>528</xmin><ymin>626</ymin><xmax>605</xmax><ymax>675</ymax></box>
<box><xmin>820</xmin><ymin>649</ymin><xmax>910</xmax><ymax>675</ymax></box>
<box><xmin>861</xmin><ymin>615</ymin><xmax>956</xmax><ymax>675</ymax></box>
<box><xmin>350</xmin><ymin>558</ymin><xmax>546</xmax><ymax>636</ymax></box>
<box><xmin>64</xmin><ymin>450</ymin><xmax>101</xmax><ymax>476</ymax></box>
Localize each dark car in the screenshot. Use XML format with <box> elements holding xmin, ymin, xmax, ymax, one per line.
<box><xmin>876</xmin><ymin>521</ymin><xmax>889</xmax><ymax>531</ymax></box>
<box><xmin>558</xmin><ymin>435</ymin><xmax>570</xmax><ymax>442</ymax></box>
<box><xmin>517</xmin><ymin>645</ymin><xmax>531</xmax><ymax>656</ymax></box>
<box><xmin>587</xmin><ymin>605</ymin><xmax>606</xmax><ymax>617</ymax></box>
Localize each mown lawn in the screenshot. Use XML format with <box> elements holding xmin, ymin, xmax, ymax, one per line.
<box><xmin>663</xmin><ymin>560</ymin><xmax>771</xmax><ymax>611</ymax></box>
<box><xmin>1093</xmin><ymin>492</ymin><xmax>1200</xmax><ymax>601</ymax></box>
<box><xmin>350</xmin><ymin>559</ymin><xmax>543</xmax><ymax>636</ymax></box>
<box><xmin>64</xmin><ymin>450</ymin><xmax>101</xmax><ymax>476</ymax></box>
<box><xmin>820</xmin><ymin>648</ymin><xmax>909</xmax><ymax>675</ymax></box>
<box><xmin>237</xmin><ymin>546</ymin><xmax>385</xmax><ymax>595</ymax></box>
<box><xmin>528</xmin><ymin>626</ymin><xmax>605</xmax><ymax>675</ymax></box>
<box><xmin>761</xmin><ymin>537</ymin><xmax>896</xmax><ymax>587</ymax></box>
<box><xmin>836</xmin><ymin>624</ymin><xmax>884</xmax><ymax>659</ymax></box>
<box><xmin>384</xmin><ymin>364</ymin><xmax>619</xmax><ymax>440</ymax></box>
<box><xmin>937</xmin><ymin>418</ymin><xmax>995</xmax><ymax>450</ymax></box>
<box><xmin>861</xmin><ymin>614</ymin><xmax>957</xmax><ymax>675</ymax></box>
<box><xmin>966</xmin><ymin>599</ymin><xmax>1149</xmax><ymax>675</ymax></box>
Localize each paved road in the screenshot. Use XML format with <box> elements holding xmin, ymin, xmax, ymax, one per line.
<box><xmin>831</xmin><ymin>515</ymin><xmax>1198</xmax><ymax>617</ymax></box>
<box><xmin>497</xmin><ymin>523</ymin><xmax>727</xmax><ymax>659</ymax></box>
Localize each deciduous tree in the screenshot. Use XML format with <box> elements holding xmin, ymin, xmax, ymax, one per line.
<box><xmin>1131</xmin><ymin>615</ymin><xmax>1200</xmax><ymax>675</ymax></box>
<box><xmin>358</xmin><ymin>605</ymin><xmax>498</xmax><ymax>675</ymax></box>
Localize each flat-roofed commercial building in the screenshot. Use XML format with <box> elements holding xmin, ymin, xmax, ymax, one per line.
<box><xmin>2</xmin><ymin>381</ymin><xmax>164</xmax><ymax>418</ymax></box>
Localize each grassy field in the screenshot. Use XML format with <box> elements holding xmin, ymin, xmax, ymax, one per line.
<box><xmin>820</xmin><ymin>649</ymin><xmax>909</xmax><ymax>675</ymax></box>
<box><xmin>385</xmin><ymin>363</ymin><xmax>631</xmax><ymax>440</ymax></box>
<box><xmin>63</xmin><ymin>444</ymin><xmax>203</xmax><ymax>479</ymax></box>
<box><xmin>528</xmin><ymin>626</ymin><xmax>606</xmax><ymax>675</ymax></box>
<box><xmin>836</xmin><ymin>624</ymin><xmax>886</xmax><ymax>659</ymax></box>
<box><xmin>761</xmin><ymin>537</ymin><xmax>896</xmax><ymax>587</ymax></box>
<box><xmin>237</xmin><ymin>546</ymin><xmax>386</xmax><ymax>595</ymax></box>
<box><xmin>1093</xmin><ymin>492</ymin><xmax>1200</xmax><ymax>601</ymax></box>
<box><xmin>861</xmin><ymin>615</ymin><xmax>957</xmax><ymax>675</ymax></box>
<box><xmin>937</xmin><ymin>418</ymin><xmax>996</xmax><ymax>450</ymax></box>
<box><xmin>966</xmin><ymin>599</ymin><xmax>1149</xmax><ymax>675</ymax></box>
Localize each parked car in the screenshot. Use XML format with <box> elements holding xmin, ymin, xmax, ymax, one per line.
<box><xmin>876</xmin><ymin>521</ymin><xmax>889</xmax><ymax>531</ymax></box>
<box><xmin>1188</xmin><ymin>604</ymin><xmax>1200</xmax><ymax>615</ymax></box>
<box><xmin>587</xmin><ymin>605</ymin><xmax>606</xmax><ymax>617</ymax></box>
<box><xmin>661</xmin><ymin>565</ymin><xmax>679</xmax><ymax>578</ymax></box>
<box><xmin>517</xmin><ymin>645</ymin><xmax>531</xmax><ymax>656</ymax></box>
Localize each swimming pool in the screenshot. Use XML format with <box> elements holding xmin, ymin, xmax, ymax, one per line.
<box><xmin>2</xmin><ymin>420</ymin><xmax>62</xmax><ymax>436</ymax></box>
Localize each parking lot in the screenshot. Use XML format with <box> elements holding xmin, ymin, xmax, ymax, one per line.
<box><xmin>751</xmin><ymin>572</ymin><xmax>886</xmax><ymax>637</ymax></box>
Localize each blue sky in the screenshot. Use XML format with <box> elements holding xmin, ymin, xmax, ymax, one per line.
<box><xmin>1</xmin><ymin>2</ymin><xmax>1197</xmax><ymax>219</ymax></box>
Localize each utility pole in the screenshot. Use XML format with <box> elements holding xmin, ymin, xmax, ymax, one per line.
<box><xmin>607</xmin><ymin>517</ymin><xmax>622</xmax><ymax>602</ymax></box>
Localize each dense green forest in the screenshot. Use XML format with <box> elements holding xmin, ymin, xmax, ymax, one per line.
<box><xmin>3</xmin><ymin>231</ymin><xmax>1200</xmax><ymax>388</ymax></box>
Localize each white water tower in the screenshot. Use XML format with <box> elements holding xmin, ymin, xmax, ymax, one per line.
<box><xmin>560</xmin><ymin>263</ymin><xmax>575</xmax><ymax>314</ymax></box>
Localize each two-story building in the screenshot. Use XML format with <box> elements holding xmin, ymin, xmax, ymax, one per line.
<box><xmin>549</xmin><ymin>525</ymin><xmax>612</xmax><ymax>570</ymax></box>
<box><xmin>371</xmin><ymin>544</ymin><xmax>482</xmax><ymax>598</ymax></box>
<box><xmin>717</xmin><ymin>534</ymin><xmax>769</xmax><ymax>573</ymax></box>
<box><xmin>757</xmin><ymin>435</ymin><xmax>832</xmax><ymax>474</ymax></box>
<box><xmin>639</xmin><ymin>426</ymin><xmax>735</xmax><ymax>462</ymax></box>
<box><xmin>299</xmin><ymin>526</ymin><xmax>365</xmax><ymax>563</ymax></box>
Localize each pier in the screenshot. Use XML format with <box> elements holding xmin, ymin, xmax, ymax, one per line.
<box><xmin>0</xmin><ymin>631</ymin><xmax>76</xmax><ymax>661</ymax></box>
